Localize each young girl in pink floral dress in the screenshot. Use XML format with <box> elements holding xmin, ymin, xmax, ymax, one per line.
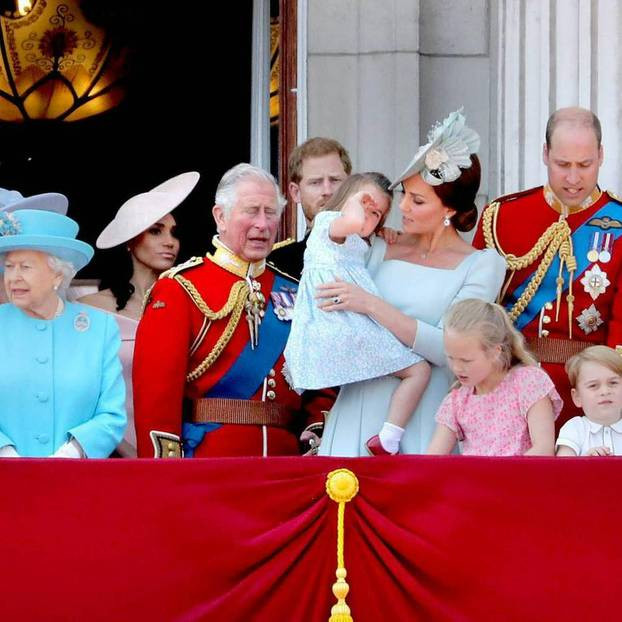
<box><xmin>427</xmin><ymin>298</ymin><xmax>562</xmax><ymax>456</ymax></box>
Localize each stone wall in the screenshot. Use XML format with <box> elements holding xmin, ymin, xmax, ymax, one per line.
<box><xmin>305</xmin><ymin>0</ymin><xmax>622</xmax><ymax>229</ymax></box>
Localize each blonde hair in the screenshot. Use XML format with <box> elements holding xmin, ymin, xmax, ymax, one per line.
<box><xmin>444</xmin><ymin>299</ymin><xmax>537</xmax><ymax>369</ymax></box>
<box><xmin>565</xmin><ymin>345</ymin><xmax>622</xmax><ymax>387</ymax></box>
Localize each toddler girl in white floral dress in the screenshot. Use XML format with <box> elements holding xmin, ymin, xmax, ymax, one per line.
<box><xmin>285</xmin><ymin>172</ymin><xmax>430</xmax><ymax>455</ymax></box>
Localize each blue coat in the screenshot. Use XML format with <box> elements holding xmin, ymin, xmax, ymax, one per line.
<box><xmin>0</xmin><ymin>301</ymin><xmax>126</xmax><ymax>457</ymax></box>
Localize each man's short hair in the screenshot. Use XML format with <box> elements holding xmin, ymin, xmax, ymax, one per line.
<box><xmin>214</xmin><ymin>163</ymin><xmax>286</xmax><ymax>217</ymax></box>
<box><xmin>565</xmin><ymin>345</ymin><xmax>622</xmax><ymax>387</ymax></box>
<box><xmin>545</xmin><ymin>107</ymin><xmax>602</xmax><ymax>149</ymax></box>
<box><xmin>288</xmin><ymin>137</ymin><xmax>352</xmax><ymax>184</ymax></box>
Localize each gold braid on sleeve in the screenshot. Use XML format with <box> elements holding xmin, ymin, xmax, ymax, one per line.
<box><xmin>481</xmin><ymin>201</ymin><xmax>574</xmax><ymax>325</ymax></box>
<box><xmin>174</xmin><ymin>275</ymin><xmax>250</xmax><ymax>382</ymax></box>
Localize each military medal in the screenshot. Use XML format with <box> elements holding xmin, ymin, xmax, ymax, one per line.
<box><xmin>587</xmin><ymin>232</ymin><xmax>600</xmax><ymax>263</ymax></box>
<box><xmin>580</xmin><ymin>264</ymin><xmax>610</xmax><ymax>301</ymax></box>
<box><xmin>270</xmin><ymin>287</ymin><xmax>297</xmax><ymax>322</ymax></box>
<box><xmin>576</xmin><ymin>304</ymin><xmax>603</xmax><ymax>334</ymax></box>
<box><xmin>599</xmin><ymin>232</ymin><xmax>613</xmax><ymax>263</ymax></box>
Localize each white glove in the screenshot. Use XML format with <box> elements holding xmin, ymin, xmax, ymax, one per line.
<box><xmin>51</xmin><ymin>439</ymin><xmax>84</xmax><ymax>459</ymax></box>
<box><xmin>0</xmin><ymin>445</ymin><xmax>20</xmax><ymax>458</ymax></box>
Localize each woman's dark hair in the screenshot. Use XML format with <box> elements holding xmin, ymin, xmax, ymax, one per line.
<box><xmin>97</xmin><ymin>247</ymin><xmax>134</xmax><ymax>311</ymax></box>
<box><xmin>323</xmin><ymin>171</ymin><xmax>393</xmax><ymax>233</ymax></box>
<box><xmin>431</xmin><ymin>154</ymin><xmax>481</xmax><ymax>232</ymax></box>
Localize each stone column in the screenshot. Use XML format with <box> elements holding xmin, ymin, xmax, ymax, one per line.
<box><xmin>492</xmin><ymin>0</ymin><xmax>621</xmax><ymax>197</ymax></box>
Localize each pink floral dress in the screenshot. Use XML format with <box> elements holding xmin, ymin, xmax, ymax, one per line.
<box><xmin>435</xmin><ymin>365</ymin><xmax>562</xmax><ymax>456</ymax></box>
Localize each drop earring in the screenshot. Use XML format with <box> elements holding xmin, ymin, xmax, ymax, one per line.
<box><xmin>443</xmin><ymin>216</ymin><xmax>451</xmax><ymax>227</ymax></box>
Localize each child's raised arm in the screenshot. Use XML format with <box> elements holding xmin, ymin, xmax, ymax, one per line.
<box><xmin>328</xmin><ymin>191</ymin><xmax>373</xmax><ymax>242</ymax></box>
<box><xmin>524</xmin><ymin>396</ymin><xmax>555</xmax><ymax>455</ymax></box>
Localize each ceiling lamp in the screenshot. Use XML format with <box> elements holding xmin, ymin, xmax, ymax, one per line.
<box><xmin>0</xmin><ymin>0</ymin><xmax>126</xmax><ymax>121</ymax></box>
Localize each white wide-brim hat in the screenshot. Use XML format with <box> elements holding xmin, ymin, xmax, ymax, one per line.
<box><xmin>96</xmin><ymin>171</ymin><xmax>200</xmax><ymax>249</ymax></box>
<box><xmin>0</xmin><ymin>188</ymin><xmax>68</xmax><ymax>215</ymax></box>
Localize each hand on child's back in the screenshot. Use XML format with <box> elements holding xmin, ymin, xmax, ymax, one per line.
<box><xmin>378</xmin><ymin>227</ymin><xmax>400</xmax><ymax>244</ymax></box>
<box><xmin>587</xmin><ymin>446</ymin><xmax>612</xmax><ymax>457</ymax></box>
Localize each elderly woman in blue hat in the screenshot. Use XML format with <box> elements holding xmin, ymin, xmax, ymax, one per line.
<box><xmin>0</xmin><ymin>188</ymin><xmax>68</xmax><ymax>303</ymax></box>
<box><xmin>0</xmin><ymin>207</ymin><xmax>127</xmax><ymax>458</ymax></box>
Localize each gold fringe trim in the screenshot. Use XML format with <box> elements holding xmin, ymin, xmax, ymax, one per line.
<box><xmin>174</xmin><ymin>275</ymin><xmax>250</xmax><ymax>382</ymax></box>
<box><xmin>326</xmin><ymin>468</ymin><xmax>359</xmax><ymax>622</ymax></box>
<box><xmin>481</xmin><ymin>201</ymin><xmax>575</xmax><ymax>333</ymax></box>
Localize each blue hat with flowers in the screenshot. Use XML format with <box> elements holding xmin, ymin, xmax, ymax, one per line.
<box><xmin>0</xmin><ymin>209</ymin><xmax>93</xmax><ymax>271</ymax></box>
<box><xmin>0</xmin><ymin>188</ymin><xmax>68</xmax><ymax>214</ymax></box>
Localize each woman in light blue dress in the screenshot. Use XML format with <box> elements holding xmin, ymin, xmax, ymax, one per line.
<box><xmin>316</xmin><ymin>110</ymin><xmax>507</xmax><ymax>456</ymax></box>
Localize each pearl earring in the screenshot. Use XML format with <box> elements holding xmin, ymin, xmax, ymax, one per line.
<box><xmin>443</xmin><ymin>216</ymin><xmax>451</xmax><ymax>227</ymax></box>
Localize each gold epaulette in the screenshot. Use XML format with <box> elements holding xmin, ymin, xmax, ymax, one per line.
<box><xmin>271</xmin><ymin>237</ymin><xmax>296</xmax><ymax>251</ymax></box>
<box><xmin>159</xmin><ymin>256</ymin><xmax>204</xmax><ymax>280</ymax></box>
<box><xmin>490</xmin><ymin>185</ymin><xmax>543</xmax><ymax>206</ymax></box>
<box><xmin>267</xmin><ymin>260</ymin><xmax>299</xmax><ymax>283</ymax></box>
<box><xmin>607</xmin><ymin>190</ymin><xmax>622</xmax><ymax>204</ymax></box>
<box><xmin>141</xmin><ymin>257</ymin><xmax>205</xmax><ymax>315</ymax></box>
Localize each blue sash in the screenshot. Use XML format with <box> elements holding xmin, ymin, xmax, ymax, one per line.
<box><xmin>510</xmin><ymin>201</ymin><xmax>622</xmax><ymax>329</ymax></box>
<box><xmin>183</xmin><ymin>274</ymin><xmax>295</xmax><ymax>456</ymax></box>
<box><xmin>205</xmin><ymin>273</ymin><xmax>294</xmax><ymax>398</ymax></box>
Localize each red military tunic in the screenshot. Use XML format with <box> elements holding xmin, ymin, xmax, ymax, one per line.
<box><xmin>133</xmin><ymin>241</ymin><xmax>331</xmax><ymax>457</ymax></box>
<box><xmin>474</xmin><ymin>185</ymin><xmax>622</xmax><ymax>427</ymax></box>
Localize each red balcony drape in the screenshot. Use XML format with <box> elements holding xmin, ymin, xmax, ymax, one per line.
<box><xmin>1</xmin><ymin>455</ymin><xmax>621</xmax><ymax>621</ymax></box>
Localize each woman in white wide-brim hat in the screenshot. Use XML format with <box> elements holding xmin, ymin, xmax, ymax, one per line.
<box><xmin>79</xmin><ymin>171</ymin><xmax>199</xmax><ymax>457</ymax></box>
<box><xmin>0</xmin><ymin>187</ymin><xmax>68</xmax><ymax>303</ymax></box>
<box><xmin>79</xmin><ymin>171</ymin><xmax>200</xmax><ymax>320</ymax></box>
<box><xmin>0</xmin><ymin>207</ymin><xmax>127</xmax><ymax>458</ymax></box>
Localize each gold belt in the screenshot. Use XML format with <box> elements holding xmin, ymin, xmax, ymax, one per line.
<box><xmin>527</xmin><ymin>337</ymin><xmax>592</xmax><ymax>364</ymax></box>
<box><xmin>191</xmin><ymin>398</ymin><xmax>294</xmax><ymax>428</ymax></box>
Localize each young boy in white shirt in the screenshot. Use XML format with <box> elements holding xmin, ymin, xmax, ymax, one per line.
<box><xmin>556</xmin><ymin>345</ymin><xmax>622</xmax><ymax>457</ymax></box>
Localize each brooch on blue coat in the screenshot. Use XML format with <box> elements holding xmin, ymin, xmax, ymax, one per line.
<box><xmin>74</xmin><ymin>312</ymin><xmax>90</xmax><ymax>332</ymax></box>
<box><xmin>271</xmin><ymin>286</ymin><xmax>297</xmax><ymax>321</ymax></box>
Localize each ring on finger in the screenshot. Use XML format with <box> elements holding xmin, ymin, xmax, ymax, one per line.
<box><xmin>333</xmin><ymin>296</ymin><xmax>342</xmax><ymax>304</ymax></box>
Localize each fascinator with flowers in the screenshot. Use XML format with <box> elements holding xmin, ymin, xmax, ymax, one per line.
<box><xmin>390</xmin><ymin>109</ymin><xmax>480</xmax><ymax>190</ymax></box>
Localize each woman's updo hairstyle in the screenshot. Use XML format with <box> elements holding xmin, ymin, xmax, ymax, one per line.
<box><xmin>431</xmin><ymin>154</ymin><xmax>481</xmax><ymax>232</ymax></box>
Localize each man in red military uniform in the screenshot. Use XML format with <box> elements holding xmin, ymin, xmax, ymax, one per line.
<box><xmin>133</xmin><ymin>163</ymin><xmax>331</xmax><ymax>457</ymax></box>
<box><xmin>474</xmin><ymin>107</ymin><xmax>622</xmax><ymax>427</ymax></box>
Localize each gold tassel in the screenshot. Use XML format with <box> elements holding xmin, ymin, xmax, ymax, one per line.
<box><xmin>560</xmin><ymin>235</ymin><xmax>577</xmax><ymax>339</ymax></box>
<box><xmin>555</xmin><ymin>265</ymin><xmax>564</xmax><ymax>322</ymax></box>
<box><xmin>326</xmin><ymin>468</ymin><xmax>359</xmax><ymax>622</ymax></box>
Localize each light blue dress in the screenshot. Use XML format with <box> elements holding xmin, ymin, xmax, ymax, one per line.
<box><xmin>0</xmin><ymin>301</ymin><xmax>127</xmax><ymax>457</ymax></box>
<box><xmin>318</xmin><ymin>240</ymin><xmax>506</xmax><ymax>456</ymax></box>
<box><xmin>284</xmin><ymin>211</ymin><xmax>422</xmax><ymax>391</ymax></box>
